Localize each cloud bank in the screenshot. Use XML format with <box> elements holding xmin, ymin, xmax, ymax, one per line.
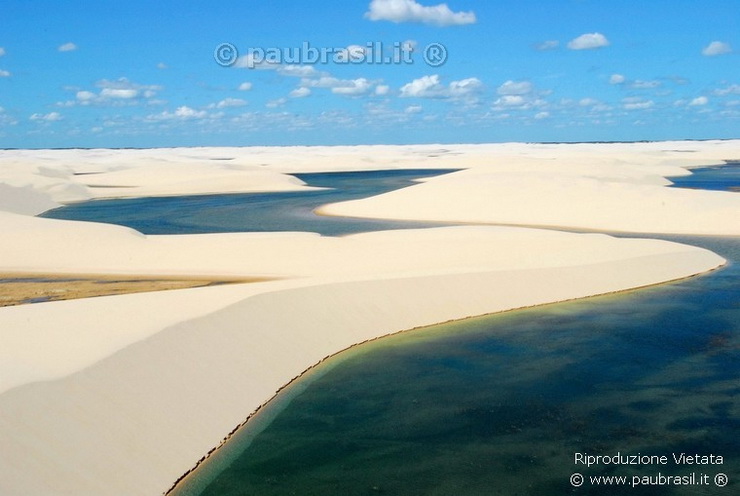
<box><xmin>365</xmin><ymin>0</ymin><xmax>476</xmax><ymax>26</ymax></box>
<box><xmin>567</xmin><ymin>33</ymin><xmax>610</xmax><ymax>50</ymax></box>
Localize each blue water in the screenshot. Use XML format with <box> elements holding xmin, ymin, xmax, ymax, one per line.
<box><xmin>39</xmin><ymin>165</ymin><xmax>739</xmax><ymax>495</ymax></box>
<box><xmin>669</xmin><ymin>162</ymin><xmax>740</xmax><ymax>192</ymax></box>
<box><xmin>41</xmin><ymin>169</ymin><xmax>458</xmax><ymax>236</ymax></box>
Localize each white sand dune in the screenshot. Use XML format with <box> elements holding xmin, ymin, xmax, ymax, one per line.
<box><xmin>0</xmin><ymin>141</ymin><xmax>737</xmax><ymax>495</ymax></box>
<box><xmin>318</xmin><ymin>141</ymin><xmax>740</xmax><ymax>235</ymax></box>
<box><xmin>0</xmin><ymin>234</ymin><xmax>725</xmax><ymax>496</ymax></box>
<box><xmin>0</xmin><ymin>221</ymin><xmax>724</xmax><ymax>395</ymax></box>
<box><xmin>0</xmin><ymin>184</ymin><xmax>59</xmax><ymax>215</ymax></box>
<box><xmin>0</xmin><ymin>148</ymin><xmax>319</xmax><ymax>205</ymax></box>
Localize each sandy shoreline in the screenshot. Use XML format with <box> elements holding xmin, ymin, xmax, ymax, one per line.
<box><xmin>0</xmin><ymin>141</ymin><xmax>738</xmax><ymax>495</ymax></box>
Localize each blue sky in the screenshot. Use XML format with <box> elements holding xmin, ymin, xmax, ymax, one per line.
<box><xmin>0</xmin><ymin>0</ymin><xmax>738</xmax><ymax>148</ymax></box>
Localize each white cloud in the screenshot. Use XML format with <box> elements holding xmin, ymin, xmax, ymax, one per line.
<box><xmin>98</xmin><ymin>78</ymin><xmax>161</xmax><ymax>95</ymax></box>
<box><xmin>713</xmin><ymin>84</ymin><xmax>740</xmax><ymax>96</ymax></box>
<box><xmin>317</xmin><ymin>110</ymin><xmax>356</xmax><ymax>127</ymax></box>
<box><xmin>215</xmin><ymin>98</ymin><xmax>247</xmax><ymax>108</ymax></box>
<box><xmin>497</xmin><ymin>80</ymin><xmax>533</xmax><ymax>95</ymax></box>
<box><xmin>492</xmin><ymin>81</ymin><xmax>549</xmax><ymax>110</ymax></box>
<box><xmin>560</xmin><ymin>98</ymin><xmax>610</xmax><ymax>112</ymax></box>
<box><xmin>366</xmin><ymin>102</ymin><xmax>392</xmax><ymax>116</ymax></box>
<box><xmin>400</xmin><ymin>75</ymin><xmax>444</xmax><ymax>97</ymax></box>
<box><xmin>332</xmin><ymin>78</ymin><xmax>373</xmax><ymax>96</ymax></box>
<box><xmin>375</xmin><ymin>84</ymin><xmax>390</xmax><ymax>96</ymax></box>
<box><xmin>301</xmin><ymin>76</ymin><xmax>379</xmax><ymax>96</ymax></box>
<box><xmin>622</xmin><ymin>97</ymin><xmax>654</xmax><ymax>110</ymax></box>
<box><xmin>58</xmin><ymin>42</ymin><xmax>78</xmax><ymax>52</ymax></box>
<box><xmin>365</xmin><ymin>0</ymin><xmax>476</xmax><ymax>26</ymax></box>
<box><xmin>238</xmin><ymin>82</ymin><xmax>253</xmax><ymax>91</ymax></box>
<box><xmin>535</xmin><ymin>40</ymin><xmax>559</xmax><ymax>51</ymax></box>
<box><xmin>301</xmin><ymin>76</ymin><xmax>343</xmax><ymax>89</ymax></box>
<box><xmin>363</xmin><ymin>102</ymin><xmax>426</xmax><ymax>124</ymax></box>
<box><xmin>449</xmin><ymin>77</ymin><xmax>484</xmax><ymax>98</ymax></box>
<box><xmin>176</xmin><ymin>106</ymin><xmax>207</xmax><ymax>118</ymax></box>
<box><xmin>567</xmin><ymin>33</ymin><xmax>609</xmax><ymax>50</ymax></box>
<box><xmin>147</xmin><ymin>106</ymin><xmax>212</xmax><ymax>121</ymax></box>
<box><xmin>266</xmin><ymin>98</ymin><xmax>287</xmax><ymax>108</ymax></box>
<box><xmin>290</xmin><ymin>87</ymin><xmax>311</xmax><ymax>98</ymax></box>
<box><xmin>100</xmin><ymin>88</ymin><xmax>139</xmax><ymax>99</ymax></box>
<box><xmin>0</xmin><ymin>69</ymin><xmax>10</xmax><ymax>78</ymax></box>
<box><xmin>0</xmin><ymin>48</ymin><xmax>5</xmax><ymax>57</ymax></box>
<box><xmin>631</xmin><ymin>80</ymin><xmax>661</xmax><ymax>89</ymax></box>
<box><xmin>30</xmin><ymin>112</ymin><xmax>63</xmax><ymax>122</ymax></box>
<box><xmin>65</xmin><ymin>78</ymin><xmax>162</xmax><ymax>107</ymax></box>
<box><xmin>494</xmin><ymin>95</ymin><xmax>526</xmax><ymax>107</ymax></box>
<box><xmin>277</xmin><ymin>65</ymin><xmax>320</xmax><ymax>77</ymax></box>
<box><xmin>400</xmin><ymin>75</ymin><xmax>483</xmax><ymax>100</ymax></box>
<box><xmin>702</xmin><ymin>41</ymin><xmax>732</xmax><ymax>56</ymax></box>
<box><xmin>609</xmin><ymin>74</ymin><xmax>626</xmax><ymax>85</ymax></box>
<box><xmin>233</xmin><ymin>54</ymin><xmax>321</xmax><ymax>79</ymax></box>
<box><xmin>76</xmin><ymin>90</ymin><xmax>96</xmax><ymax>102</ymax></box>
<box><xmin>689</xmin><ymin>96</ymin><xmax>708</xmax><ymax>106</ymax></box>
<box><xmin>534</xmin><ymin>111</ymin><xmax>550</xmax><ymax>119</ymax></box>
<box><xmin>157</xmin><ymin>62</ymin><xmax>168</xmax><ymax>70</ymax></box>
